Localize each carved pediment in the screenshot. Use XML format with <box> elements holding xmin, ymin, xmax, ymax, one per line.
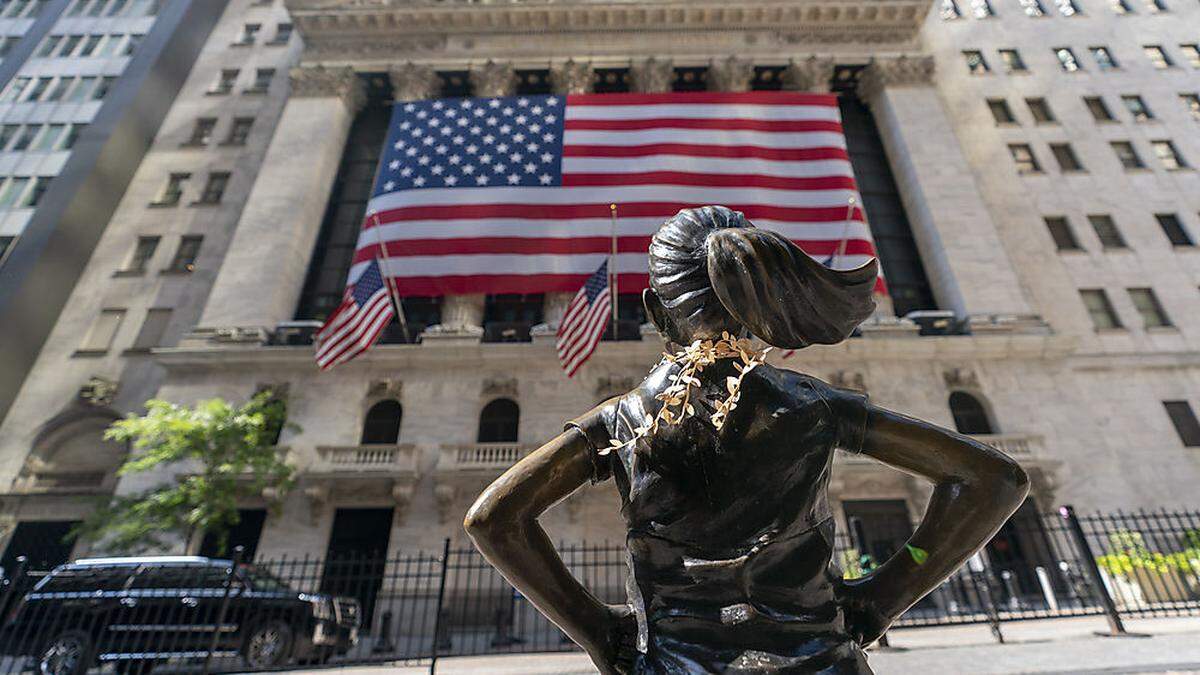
<box><xmin>367</xmin><ymin>379</ymin><xmax>403</xmax><ymax>399</ymax></box>
<box><xmin>942</xmin><ymin>367</ymin><xmax>980</xmax><ymax>390</ymax></box>
<box><xmin>78</xmin><ymin>376</ymin><xmax>118</xmax><ymax>406</ymax></box>
<box><xmin>482</xmin><ymin>377</ymin><xmax>518</xmax><ymax>398</ymax></box>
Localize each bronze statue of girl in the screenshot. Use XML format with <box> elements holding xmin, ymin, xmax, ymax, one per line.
<box><xmin>466</xmin><ymin>206</ymin><xmax>1029</xmax><ymax>674</ymax></box>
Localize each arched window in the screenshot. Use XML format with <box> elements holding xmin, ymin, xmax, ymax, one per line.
<box><xmin>360</xmin><ymin>400</ymin><xmax>402</xmax><ymax>445</ymax></box>
<box><xmin>477</xmin><ymin>398</ymin><xmax>519</xmax><ymax>443</ymax></box>
<box><xmin>949</xmin><ymin>391</ymin><xmax>995</xmax><ymax>435</ymax></box>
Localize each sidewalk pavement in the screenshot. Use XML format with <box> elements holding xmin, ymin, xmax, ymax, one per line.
<box><xmin>287</xmin><ymin>615</ymin><xmax>1200</xmax><ymax>675</ymax></box>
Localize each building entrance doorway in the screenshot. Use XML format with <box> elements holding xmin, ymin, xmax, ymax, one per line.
<box><xmin>321</xmin><ymin>508</ymin><xmax>394</xmax><ymax>630</ymax></box>
<box><xmin>985</xmin><ymin>498</ymin><xmax>1064</xmax><ymax>608</ymax></box>
<box><xmin>1</xmin><ymin>520</ymin><xmax>80</xmax><ymax>572</ymax></box>
<box><xmin>199</xmin><ymin>509</ymin><xmax>267</xmax><ymax>560</ymax></box>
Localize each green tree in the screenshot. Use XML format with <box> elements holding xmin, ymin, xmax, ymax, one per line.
<box><xmin>77</xmin><ymin>391</ymin><xmax>296</xmax><ymax>555</ymax></box>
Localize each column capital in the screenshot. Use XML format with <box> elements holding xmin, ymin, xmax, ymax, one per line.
<box><xmin>389</xmin><ymin>62</ymin><xmax>440</xmax><ymax>102</ymax></box>
<box><xmin>707</xmin><ymin>56</ymin><xmax>754</xmax><ymax>93</ymax></box>
<box><xmin>550</xmin><ymin>59</ymin><xmax>593</xmax><ymax>95</ymax></box>
<box><xmin>470</xmin><ymin>60</ymin><xmax>517</xmax><ymax>97</ymax></box>
<box><xmin>631</xmin><ymin>57</ymin><xmax>673</xmax><ymax>93</ymax></box>
<box><xmin>856</xmin><ymin>55</ymin><xmax>936</xmax><ymax>102</ymax></box>
<box><xmin>781</xmin><ymin>56</ymin><xmax>836</xmax><ymax>93</ymax></box>
<box><xmin>289</xmin><ymin>65</ymin><xmax>366</xmax><ymax>113</ymax></box>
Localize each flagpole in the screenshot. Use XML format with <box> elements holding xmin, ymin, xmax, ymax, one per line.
<box><xmin>369</xmin><ymin>211</ymin><xmax>410</xmax><ymax>340</ymax></box>
<box><xmin>833</xmin><ymin>195</ymin><xmax>856</xmax><ymax>267</ymax></box>
<box><xmin>609</xmin><ymin>203</ymin><xmax>619</xmax><ymax>339</ymax></box>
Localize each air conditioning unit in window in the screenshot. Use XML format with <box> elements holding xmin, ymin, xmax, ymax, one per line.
<box><xmin>272</xmin><ymin>320</ymin><xmax>323</xmax><ymax>346</ymax></box>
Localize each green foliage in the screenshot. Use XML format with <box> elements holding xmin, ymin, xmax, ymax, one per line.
<box><xmin>905</xmin><ymin>543</ymin><xmax>929</xmax><ymax>565</ymax></box>
<box><xmin>1094</xmin><ymin>529</ymin><xmax>1200</xmax><ymax>578</ymax></box>
<box><xmin>840</xmin><ymin>549</ymin><xmax>878</xmax><ymax>580</ymax></box>
<box><xmin>76</xmin><ymin>392</ymin><xmax>296</xmax><ymax>555</ymax></box>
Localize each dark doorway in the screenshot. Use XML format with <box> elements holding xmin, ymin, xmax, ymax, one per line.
<box><xmin>477</xmin><ymin>399</ymin><xmax>519</xmax><ymax>443</ymax></box>
<box><xmin>321</xmin><ymin>508</ymin><xmax>394</xmax><ymax>630</ymax></box>
<box><xmin>361</xmin><ymin>400</ymin><xmax>403</xmax><ymax>445</ymax></box>
<box><xmin>949</xmin><ymin>391</ymin><xmax>995</xmax><ymax>435</ymax></box>
<box><xmin>199</xmin><ymin>509</ymin><xmax>267</xmax><ymax>560</ymax></box>
<box><xmin>986</xmin><ymin>498</ymin><xmax>1064</xmax><ymax>608</ymax></box>
<box><xmin>1</xmin><ymin>520</ymin><xmax>79</xmax><ymax>572</ymax></box>
<box><xmin>841</xmin><ymin>500</ymin><xmax>913</xmax><ymax>571</ymax></box>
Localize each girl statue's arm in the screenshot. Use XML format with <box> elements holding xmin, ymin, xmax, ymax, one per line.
<box><xmin>465</xmin><ymin>429</ymin><xmax>636</xmax><ymax>674</ymax></box>
<box><xmin>839</xmin><ymin>406</ymin><xmax>1030</xmax><ymax>644</ymax></box>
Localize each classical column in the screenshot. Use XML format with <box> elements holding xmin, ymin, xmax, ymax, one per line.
<box><xmin>389</xmin><ymin>62</ymin><xmax>439</xmax><ymax>102</ymax></box>
<box><xmin>782</xmin><ymin>56</ymin><xmax>836</xmax><ymax>93</ymax></box>
<box><xmin>857</xmin><ymin>56</ymin><xmax>1032</xmax><ymax>318</ymax></box>
<box><xmin>470</xmin><ymin>60</ymin><xmax>518</xmax><ymax>98</ymax></box>
<box><xmin>190</xmin><ymin>66</ymin><xmax>366</xmax><ymax>344</ymax></box>
<box><xmin>540</xmin><ymin>59</ymin><xmax>595</xmax><ymax>332</ymax></box>
<box><xmin>631</xmin><ymin>57</ymin><xmax>673</xmax><ymax>93</ymax></box>
<box><xmin>707</xmin><ymin>56</ymin><xmax>753</xmax><ymax>92</ymax></box>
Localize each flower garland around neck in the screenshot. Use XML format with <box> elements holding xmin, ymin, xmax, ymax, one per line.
<box><xmin>601</xmin><ymin>332</ymin><xmax>771</xmax><ymax>457</ymax></box>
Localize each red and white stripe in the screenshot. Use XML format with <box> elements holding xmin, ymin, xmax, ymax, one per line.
<box><xmin>356</xmin><ymin>92</ymin><xmax>883</xmax><ymax>297</ymax></box>
<box><xmin>314</xmin><ymin>286</ymin><xmax>395</xmax><ymax>370</ymax></box>
<box><xmin>556</xmin><ymin>285</ymin><xmax>612</xmax><ymax>378</ymax></box>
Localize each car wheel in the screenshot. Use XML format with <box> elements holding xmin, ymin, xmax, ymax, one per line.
<box><xmin>37</xmin><ymin>630</ymin><xmax>92</xmax><ymax>675</ymax></box>
<box><xmin>244</xmin><ymin>620</ymin><xmax>294</xmax><ymax>669</ymax></box>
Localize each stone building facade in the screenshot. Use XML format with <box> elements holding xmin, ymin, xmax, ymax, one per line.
<box><xmin>0</xmin><ymin>0</ymin><xmax>1198</xmax><ymax>571</ymax></box>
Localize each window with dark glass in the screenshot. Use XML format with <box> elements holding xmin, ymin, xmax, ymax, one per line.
<box><xmin>964</xmin><ymin>50</ymin><xmax>990</xmax><ymax>74</ymax></box>
<box><xmin>1110</xmin><ymin>0</ymin><xmax>1132</xmax><ymax>11</ymax></box>
<box><xmin>1143</xmin><ymin>0</ymin><xmax>1166</xmax><ymax>11</ymax></box>
<box><xmin>592</xmin><ymin>68</ymin><xmax>631</xmax><ymax>94</ymax></box>
<box><xmin>10</xmin><ymin>125</ymin><xmax>38</xmax><ymax>151</ymax></box>
<box><xmin>949</xmin><ymin>392</ymin><xmax>995</xmax><ymax>435</ymax></box>
<box><xmin>515</xmin><ymin>69</ymin><xmax>552</xmax><ymax>95</ymax></box>
<box><xmin>1184</xmin><ymin>93</ymin><xmax>1200</xmax><ymax>120</ymax></box>
<box><xmin>33</xmin><ymin>123</ymin><xmax>67</xmax><ymax>150</ymax></box>
<box><xmin>1121</xmin><ymin>95</ymin><xmax>1153</xmax><ymax>121</ymax></box>
<box><xmin>1009</xmin><ymin>144</ymin><xmax>1041</xmax><ymax>173</ymax></box>
<box><xmin>247</xmin><ymin>68</ymin><xmax>274</xmax><ymax>93</ymax></box>
<box><xmin>122</xmin><ymin>235</ymin><xmax>159</xmax><ymax>274</ymax></box>
<box><xmin>153</xmin><ymin>172</ymin><xmax>189</xmax><ymax>205</ymax></box>
<box><xmin>1056</xmin><ymin>0</ymin><xmax>1080</xmax><ymax>15</ymax></box>
<box><xmin>185</xmin><ymin>117</ymin><xmax>217</xmax><ymax>146</ymax></box>
<box><xmin>1054</xmin><ymin>47</ymin><xmax>1082</xmax><ymax>72</ymax></box>
<box><xmin>1091</xmin><ymin>46</ymin><xmax>1119</xmax><ymax>70</ymax></box>
<box><xmin>269</xmin><ymin>22</ymin><xmax>293</xmax><ymax>45</ymax></box>
<box><xmin>360</xmin><ymin>400</ymin><xmax>402</xmax><ymax>444</ymax></box>
<box><xmin>1026</xmin><ymin>97</ymin><xmax>1056</xmax><ymax>123</ymax></box>
<box><xmin>23</xmin><ymin>176</ymin><xmax>52</xmax><ymax>208</ymax></box>
<box><xmin>25</xmin><ymin>77</ymin><xmax>52</xmax><ymax>101</ymax></box>
<box><xmin>1019</xmin><ymin>0</ymin><xmax>1045</xmax><ymax>15</ymax></box>
<box><xmin>672</xmin><ymin>67</ymin><xmax>708</xmax><ymax>92</ymax></box>
<box><xmin>439</xmin><ymin>71</ymin><xmax>470</xmax><ymax>97</ymax></box>
<box><xmin>477</xmin><ymin>398</ymin><xmax>519</xmax><ymax>443</ymax></box>
<box><xmin>92</xmin><ymin>76</ymin><xmax>116</xmax><ymax>100</ymax></box>
<box><xmin>1089</xmin><ymin>214</ymin><xmax>1127</xmax><ymax>248</ymax></box>
<box><xmin>971</xmin><ymin>0</ymin><xmax>994</xmax><ymax>17</ymax></box>
<box><xmin>166</xmin><ymin>235</ymin><xmax>202</xmax><ymax>272</ymax></box>
<box><xmin>1127</xmin><ymin>288</ymin><xmax>1171</xmax><ymax>327</ymax></box>
<box><xmin>483</xmin><ymin>293</ymin><xmax>544</xmax><ymax>342</ymax></box>
<box><xmin>752</xmin><ymin>66</ymin><xmax>786</xmax><ymax>90</ymax></box>
<box><xmin>1080</xmin><ymin>288</ymin><xmax>1122</xmax><ymax>329</ymax></box>
<box><xmin>234</xmin><ymin>23</ymin><xmax>260</xmax><ymax>46</ymax></box>
<box><xmin>999</xmin><ymin>49</ymin><xmax>1026</xmax><ymax>73</ymax></box>
<box><xmin>1044</xmin><ymin>216</ymin><xmax>1081</xmax><ymax>250</ymax></box>
<box><xmin>1085</xmin><ymin>96</ymin><xmax>1116</xmax><ymax>121</ymax></box>
<box><xmin>1050</xmin><ymin>143</ymin><xmax>1085</xmax><ymax>172</ymax></box>
<box><xmin>211</xmin><ymin>69</ymin><xmax>238</xmax><ymax>94</ymax></box>
<box><xmin>1164</xmin><ymin>401</ymin><xmax>1200</xmax><ymax>447</ymax></box>
<box><xmin>603</xmin><ymin>293</ymin><xmax>647</xmax><ymax>341</ymax></box>
<box><xmin>36</xmin><ymin>35</ymin><xmax>61</xmax><ymax>57</ymax></box>
<box><xmin>1111</xmin><ymin>141</ymin><xmax>1144</xmax><ymax>169</ymax></box>
<box><xmin>1144</xmin><ymin>45</ymin><xmax>1172</xmax><ymax>69</ymax></box>
<box><xmin>987</xmin><ymin>98</ymin><xmax>1016</xmax><ymax>124</ymax></box>
<box><xmin>77</xmin><ymin>34</ymin><xmax>103</xmax><ymax>57</ymax></box>
<box><xmin>225</xmin><ymin>116</ymin><xmax>254</xmax><ymax>145</ymax></box>
<box><xmin>1155</xmin><ymin>213</ymin><xmax>1193</xmax><ymax>246</ymax></box>
<box><xmin>0</xmin><ymin>236</ymin><xmax>14</xmax><ymax>263</ymax></box>
<box><xmin>1151</xmin><ymin>140</ymin><xmax>1187</xmax><ymax>170</ymax></box>
<box><xmin>195</xmin><ymin>171</ymin><xmax>229</xmax><ymax>204</ymax></box>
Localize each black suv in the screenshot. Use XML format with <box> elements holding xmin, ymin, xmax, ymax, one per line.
<box><xmin>0</xmin><ymin>556</ymin><xmax>359</xmax><ymax>674</ymax></box>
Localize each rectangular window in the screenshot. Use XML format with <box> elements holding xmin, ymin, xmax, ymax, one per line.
<box><xmin>123</xmin><ymin>235</ymin><xmax>158</xmax><ymax>274</ymax></box>
<box><xmin>1144</xmin><ymin>45</ymin><xmax>1173</xmax><ymax>69</ymax></box>
<box><xmin>195</xmin><ymin>171</ymin><xmax>229</xmax><ymax>204</ymax></box>
<box><xmin>1026</xmin><ymin>97</ymin><xmax>1056</xmax><ymax>123</ymax></box>
<box><xmin>10</xmin><ymin>125</ymin><xmax>39</xmax><ymax>152</ymax></box>
<box><xmin>225</xmin><ymin>117</ymin><xmax>254</xmax><ymax>145</ymax></box>
<box><xmin>1183</xmin><ymin>93</ymin><xmax>1200</xmax><ymax>121</ymax></box>
<box><xmin>166</xmin><ymin>235</ymin><xmax>202</xmax><ymax>272</ymax></box>
<box><xmin>92</xmin><ymin>76</ymin><xmax>116</xmax><ymax>100</ymax></box>
<box><xmin>0</xmin><ymin>125</ymin><xmax>17</xmax><ymax>150</ymax></box>
<box><xmin>78</xmin><ymin>309</ymin><xmax>124</xmax><ymax>352</ymax></box>
<box><xmin>987</xmin><ymin>98</ymin><xmax>1016</xmax><ymax>124</ymax></box>
<box><xmin>123</xmin><ymin>33</ymin><xmax>143</xmax><ymax>56</ymax></box>
<box><xmin>1164</xmin><ymin>401</ymin><xmax>1200</xmax><ymax>447</ymax></box>
<box><xmin>1121</xmin><ymin>95</ymin><xmax>1154</xmax><ymax>121</ymax></box>
<box><xmin>211</xmin><ymin>69</ymin><xmax>238</xmax><ymax>94</ymax></box>
<box><xmin>37</xmin><ymin>35</ymin><xmax>61</xmax><ymax>57</ymax></box>
<box><xmin>1044</xmin><ymin>216</ymin><xmax>1082</xmax><ymax>250</ymax></box>
<box><xmin>66</xmin><ymin>76</ymin><xmax>96</xmax><ymax>102</ymax></box>
<box><xmin>0</xmin><ymin>236</ymin><xmax>13</xmax><ymax>263</ymax></box>
<box><xmin>247</xmin><ymin>68</ymin><xmax>274</xmax><ymax>93</ymax></box>
<box><xmin>1089</xmin><ymin>214</ymin><xmax>1127</xmax><ymax>248</ymax></box>
<box><xmin>1009</xmin><ymin>144</ymin><xmax>1042</xmax><ymax>173</ymax></box>
<box><xmin>942</xmin><ymin>0</ymin><xmax>963</xmax><ymax>19</ymax></box>
<box><xmin>234</xmin><ymin>23</ymin><xmax>260</xmax><ymax>46</ymax></box>
<box><xmin>1050</xmin><ymin>143</ymin><xmax>1085</xmax><ymax>172</ymax></box>
<box><xmin>95</xmin><ymin>34</ymin><xmax>122</xmax><ymax>58</ymax></box>
<box><xmin>0</xmin><ymin>177</ymin><xmax>29</xmax><ymax>208</ymax></box>
<box><xmin>43</xmin><ymin>77</ymin><xmax>73</xmax><ymax>102</ymax></box>
<box><xmin>1129</xmin><ymin>288</ymin><xmax>1171</xmax><ymax>327</ymax></box>
<box><xmin>1155</xmin><ymin>213</ymin><xmax>1193</xmax><ymax>245</ymax></box>
<box><xmin>153</xmin><ymin>172</ymin><xmax>189</xmax><ymax>206</ymax></box>
<box><xmin>58</xmin><ymin>34</ymin><xmax>83</xmax><ymax>57</ymax></box>
<box><xmin>62</xmin><ymin>124</ymin><xmax>86</xmax><ymax>149</ymax></box>
<box><xmin>31</xmin><ymin>124</ymin><xmax>65</xmax><ymax>152</ymax></box>
<box><xmin>184</xmin><ymin>118</ymin><xmax>216</xmax><ymax>146</ymax></box>
<box><xmin>25</xmin><ymin>77</ymin><xmax>52</xmax><ymax>102</ymax></box>
<box><xmin>1091</xmin><ymin>46</ymin><xmax>1119</xmax><ymax>70</ymax></box>
<box><xmin>105</xmin><ymin>0</ymin><xmax>129</xmax><ymax>16</ymax></box>
<box><xmin>964</xmin><ymin>50</ymin><xmax>990</xmax><ymax>74</ymax></box>
<box><xmin>269</xmin><ymin>22</ymin><xmax>292</xmax><ymax>44</ymax></box>
<box><xmin>23</xmin><ymin>176</ymin><xmax>52</xmax><ymax>208</ymax></box>
<box><xmin>1143</xmin><ymin>0</ymin><xmax>1166</xmax><ymax>11</ymax></box>
<box><xmin>77</xmin><ymin>35</ymin><xmax>102</xmax><ymax>57</ymax></box>
<box><xmin>1054</xmin><ymin>47</ymin><xmax>1082</xmax><ymax>72</ymax></box>
<box><xmin>1111</xmin><ymin>141</ymin><xmax>1145</xmax><ymax>169</ymax></box>
<box><xmin>1182</xmin><ymin>45</ymin><xmax>1200</xmax><ymax>68</ymax></box>
<box><xmin>971</xmin><ymin>0</ymin><xmax>994</xmax><ymax>16</ymax></box>
<box><xmin>131</xmin><ymin>308</ymin><xmax>171</xmax><ymax>350</ymax></box>
<box><xmin>998</xmin><ymin>49</ymin><xmax>1026</xmax><ymax>72</ymax></box>
<box><xmin>1152</xmin><ymin>140</ymin><xmax>1187</xmax><ymax>170</ymax></box>
<box><xmin>0</xmin><ymin>77</ymin><xmax>29</xmax><ymax>103</ymax></box>
<box><xmin>1056</xmin><ymin>0</ymin><xmax>1080</xmax><ymax>14</ymax></box>
<box><xmin>1080</xmin><ymin>289</ymin><xmax>1121</xmax><ymax>329</ymax></box>
<box><xmin>1019</xmin><ymin>0</ymin><xmax>1045</xmax><ymax>15</ymax></box>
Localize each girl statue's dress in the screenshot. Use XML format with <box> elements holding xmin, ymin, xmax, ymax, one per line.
<box><xmin>466</xmin><ymin>206</ymin><xmax>1030</xmax><ymax>675</ymax></box>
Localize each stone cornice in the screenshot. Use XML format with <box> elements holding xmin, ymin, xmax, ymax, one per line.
<box><xmin>856</xmin><ymin>54</ymin><xmax>936</xmax><ymax>101</ymax></box>
<box><xmin>289</xmin><ymin>64</ymin><xmax>367</xmax><ymax>112</ymax></box>
<box><xmin>285</xmin><ymin>0</ymin><xmax>931</xmax><ymax>61</ymax></box>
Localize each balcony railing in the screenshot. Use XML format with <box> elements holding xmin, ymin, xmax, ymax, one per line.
<box><xmin>438</xmin><ymin>443</ymin><xmax>527</xmax><ymax>472</ymax></box>
<box><xmin>311</xmin><ymin>444</ymin><xmax>418</xmax><ymax>474</ymax></box>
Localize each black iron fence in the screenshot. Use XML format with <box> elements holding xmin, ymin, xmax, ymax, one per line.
<box><xmin>0</xmin><ymin>506</ymin><xmax>1197</xmax><ymax>673</ymax></box>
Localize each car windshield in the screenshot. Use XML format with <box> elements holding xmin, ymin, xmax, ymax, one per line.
<box><xmin>240</xmin><ymin>565</ymin><xmax>292</xmax><ymax>592</ymax></box>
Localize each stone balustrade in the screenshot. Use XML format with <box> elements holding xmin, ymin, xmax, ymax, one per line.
<box><xmin>312</xmin><ymin>444</ymin><xmax>419</xmax><ymax>474</ymax></box>
<box><xmin>438</xmin><ymin>442</ymin><xmax>527</xmax><ymax>472</ymax></box>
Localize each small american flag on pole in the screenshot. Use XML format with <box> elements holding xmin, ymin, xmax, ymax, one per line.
<box><xmin>314</xmin><ymin>259</ymin><xmax>396</xmax><ymax>370</ymax></box>
<box><xmin>556</xmin><ymin>260</ymin><xmax>611</xmax><ymax>377</ymax></box>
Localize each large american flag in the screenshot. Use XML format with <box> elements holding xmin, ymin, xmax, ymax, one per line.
<box><xmin>556</xmin><ymin>261</ymin><xmax>611</xmax><ymax>377</ymax></box>
<box><xmin>314</xmin><ymin>259</ymin><xmax>395</xmax><ymax>370</ymax></box>
<box><xmin>350</xmin><ymin>91</ymin><xmax>883</xmax><ymax>299</ymax></box>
